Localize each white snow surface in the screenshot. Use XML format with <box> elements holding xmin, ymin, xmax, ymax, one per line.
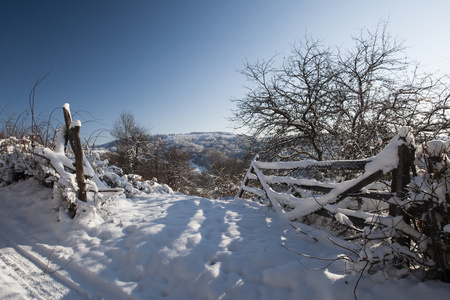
<box><xmin>364</xmin><ymin>135</ymin><xmax>399</xmax><ymax>174</ymax></box>
<box><xmin>444</xmin><ymin>224</ymin><xmax>450</xmax><ymax>233</ymax></box>
<box><xmin>427</xmin><ymin>140</ymin><xmax>448</xmax><ymax>157</ymax></box>
<box><xmin>0</xmin><ymin>179</ymin><xmax>449</xmax><ymax>299</ymax></box>
<box><xmin>69</xmin><ymin>120</ymin><xmax>82</xmax><ymax>129</ymax></box>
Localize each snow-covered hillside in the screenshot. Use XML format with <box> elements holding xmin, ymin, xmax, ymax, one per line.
<box><xmin>99</xmin><ymin>132</ymin><xmax>251</xmax><ymax>158</ymax></box>
<box><xmin>1</xmin><ymin>179</ymin><xmax>449</xmax><ymax>299</ymax></box>
<box><xmin>97</xmin><ymin>132</ymin><xmax>252</xmax><ymax>181</ymax></box>
<box><xmin>161</xmin><ymin>132</ymin><xmax>250</xmax><ymax>157</ymax></box>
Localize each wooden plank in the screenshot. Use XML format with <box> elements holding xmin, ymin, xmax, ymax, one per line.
<box><xmin>242</xmin><ymin>186</ymin><xmax>266</xmax><ymax>198</ymax></box>
<box><xmin>237</xmin><ymin>155</ymin><xmax>259</xmax><ymax>198</ymax></box>
<box><xmin>254</xmin><ymin>159</ymin><xmax>369</xmax><ymax>171</ymax></box>
<box><xmin>346</xmin><ymin>191</ymin><xmax>394</xmax><ymax>201</ymax></box>
<box><xmin>293</xmin><ymin>184</ymin><xmax>333</xmax><ymax>194</ymax></box>
<box><xmin>97</xmin><ymin>188</ymin><xmax>124</xmax><ymax>194</ymax></box>
<box><xmin>336</xmin><ymin>170</ymin><xmax>384</xmax><ymax>202</ymax></box>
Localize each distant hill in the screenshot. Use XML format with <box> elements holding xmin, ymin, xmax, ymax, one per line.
<box><xmin>95</xmin><ymin>132</ymin><xmax>253</xmax><ymax>170</ymax></box>
<box><xmin>155</xmin><ymin>132</ymin><xmax>251</xmax><ymax>158</ymax></box>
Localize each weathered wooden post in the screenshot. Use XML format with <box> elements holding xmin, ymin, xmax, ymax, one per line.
<box><xmin>390</xmin><ymin>127</ymin><xmax>414</xmax><ymax>216</ymax></box>
<box><xmin>62</xmin><ymin>104</ymin><xmax>87</xmax><ymax>202</ymax></box>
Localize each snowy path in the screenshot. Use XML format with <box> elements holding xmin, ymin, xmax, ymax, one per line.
<box><xmin>0</xmin><ymin>232</ymin><xmax>80</xmax><ymax>299</ymax></box>
<box><xmin>0</xmin><ymin>181</ymin><xmax>135</xmax><ymax>300</ymax></box>
<box><xmin>0</xmin><ymin>229</ymin><xmax>132</xmax><ymax>300</ymax></box>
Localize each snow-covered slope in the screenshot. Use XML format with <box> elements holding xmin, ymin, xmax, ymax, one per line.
<box><xmin>160</xmin><ymin>132</ymin><xmax>250</xmax><ymax>157</ymax></box>
<box><xmin>97</xmin><ymin>132</ymin><xmax>252</xmax><ymax>174</ymax></box>
<box><xmin>98</xmin><ymin>132</ymin><xmax>251</xmax><ymax>157</ymax></box>
<box><xmin>0</xmin><ymin>179</ymin><xmax>449</xmax><ymax>299</ymax></box>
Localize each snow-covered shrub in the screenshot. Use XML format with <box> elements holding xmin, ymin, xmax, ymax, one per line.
<box><xmin>0</xmin><ymin>131</ymin><xmax>173</xmax><ymax>220</ymax></box>
<box><xmin>101</xmin><ymin>172</ymin><xmax>173</xmax><ymax>197</ymax></box>
<box><xmin>318</xmin><ymin>139</ymin><xmax>450</xmax><ymax>281</ymax></box>
<box><xmin>310</xmin><ymin>138</ymin><xmax>450</xmax><ymax>281</ymax></box>
<box><xmin>405</xmin><ymin>140</ymin><xmax>450</xmax><ymax>281</ymax></box>
<box><xmin>0</xmin><ymin>136</ymin><xmax>47</xmax><ymax>186</ymax></box>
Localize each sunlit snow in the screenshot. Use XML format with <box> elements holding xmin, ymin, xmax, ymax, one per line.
<box><xmin>1</xmin><ymin>179</ymin><xmax>449</xmax><ymax>299</ymax></box>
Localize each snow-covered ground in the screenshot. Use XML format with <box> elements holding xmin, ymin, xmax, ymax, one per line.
<box><xmin>0</xmin><ymin>233</ymin><xmax>78</xmax><ymax>299</ymax></box>
<box><xmin>0</xmin><ymin>179</ymin><xmax>449</xmax><ymax>299</ymax></box>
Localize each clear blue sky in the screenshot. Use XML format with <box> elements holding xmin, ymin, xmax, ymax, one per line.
<box><xmin>1</xmin><ymin>0</ymin><xmax>450</xmax><ymax>143</ymax></box>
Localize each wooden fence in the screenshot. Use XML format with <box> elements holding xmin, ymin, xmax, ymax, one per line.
<box><xmin>237</xmin><ymin>128</ymin><xmax>414</xmax><ymax>221</ymax></box>
<box><xmin>236</xmin><ymin>127</ymin><xmax>450</xmax><ymax>281</ymax></box>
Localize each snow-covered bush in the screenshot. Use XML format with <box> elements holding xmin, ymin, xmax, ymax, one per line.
<box><xmin>101</xmin><ymin>170</ymin><xmax>173</xmax><ymax>197</ymax></box>
<box><xmin>310</xmin><ymin>138</ymin><xmax>450</xmax><ymax>282</ymax></box>
<box><xmin>406</xmin><ymin>139</ymin><xmax>450</xmax><ymax>281</ymax></box>
<box><xmin>0</xmin><ymin>136</ymin><xmax>47</xmax><ymax>186</ymax></box>
<box><xmin>0</xmin><ymin>130</ymin><xmax>173</xmax><ymax>219</ymax></box>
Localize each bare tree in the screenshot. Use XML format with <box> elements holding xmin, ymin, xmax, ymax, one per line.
<box><xmin>140</xmin><ymin>135</ymin><xmax>168</xmax><ymax>180</ymax></box>
<box><xmin>159</xmin><ymin>146</ymin><xmax>196</xmax><ymax>194</ymax></box>
<box><xmin>231</xmin><ymin>23</ymin><xmax>450</xmax><ymax>161</ymax></box>
<box><xmin>196</xmin><ymin>149</ymin><xmax>250</xmax><ymax>198</ymax></box>
<box><xmin>0</xmin><ymin>109</ymin><xmax>29</xmax><ymax>139</ymax></box>
<box><xmin>110</xmin><ymin>112</ymin><xmax>150</xmax><ymax>174</ymax></box>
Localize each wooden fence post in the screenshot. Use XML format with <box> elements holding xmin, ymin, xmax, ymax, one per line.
<box><xmin>237</xmin><ymin>154</ymin><xmax>259</xmax><ymax>198</ymax></box>
<box><xmin>63</xmin><ymin>105</ymin><xmax>87</xmax><ymax>202</ymax></box>
<box><xmin>390</xmin><ymin>131</ymin><xmax>413</xmax><ymax>216</ymax></box>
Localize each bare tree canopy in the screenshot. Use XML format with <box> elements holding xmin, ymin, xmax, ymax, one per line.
<box><xmin>231</xmin><ymin>23</ymin><xmax>450</xmax><ymax>161</ymax></box>
<box><xmin>111</xmin><ymin>112</ymin><xmax>149</xmax><ymax>145</ymax></box>
<box><xmin>110</xmin><ymin>112</ymin><xmax>150</xmax><ymax>174</ymax></box>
